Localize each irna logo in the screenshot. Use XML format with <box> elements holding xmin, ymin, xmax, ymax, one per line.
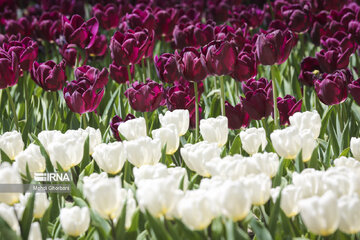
<box><xmin>34</xmin><ymin>173</ymin><xmax>71</xmax><ymax>182</ymax></box>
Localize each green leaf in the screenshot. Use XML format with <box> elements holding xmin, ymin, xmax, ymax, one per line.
<box><xmin>339</xmin><ymin>147</ymin><xmax>350</xmax><ymax>157</ymax></box>
<box><xmin>145</xmin><ymin>210</ymin><xmax>171</xmax><ymax>240</ymax></box>
<box><xmin>115</xmin><ymin>201</ymin><xmax>127</xmax><ymax>240</ymax></box>
<box><xmin>80</xmin><ymin>135</ymin><xmax>90</xmax><ymax>172</ymax></box>
<box><xmin>229</xmin><ymin>135</ymin><xmax>241</xmax><ymax>156</ymax></box>
<box><xmin>31</xmin><ymin>133</ymin><xmax>54</xmax><ymax>173</ymax></box>
<box><xmin>127</xmin><ymin>208</ymin><xmax>140</xmax><ymax>233</ymax></box>
<box><xmin>225</xmin><ymin>219</ymin><xmax>250</xmax><ymax>240</ymax></box>
<box><xmin>319</xmin><ymin>106</ymin><xmax>334</xmax><ymax>138</ymax></box>
<box><xmin>249</xmin><ymin>217</ymin><xmax>273</xmax><ymax>240</ymax></box>
<box><xmin>40</xmin><ymin>201</ymin><xmax>52</xmax><ymax>240</ymax></box>
<box><xmin>20</xmin><ymin>193</ymin><xmax>35</xmax><ymax>240</ymax></box>
<box><xmin>294</xmin><ymin>150</ymin><xmax>304</xmax><ymax>173</ymax></box>
<box><xmin>0</xmin><ymin>215</ymin><xmax>21</xmax><ymax>240</ymax></box>
<box><xmin>268</xmin><ymin>191</ymin><xmax>282</xmax><ymax>237</ymax></box>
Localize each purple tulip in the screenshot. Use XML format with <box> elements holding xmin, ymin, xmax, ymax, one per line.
<box><xmin>200</xmin><ymin>40</ymin><xmax>237</xmax><ymax>76</ymax></box>
<box><xmin>3</xmin><ymin>37</ymin><xmax>38</xmax><ymax>71</ymax></box>
<box><xmin>255</xmin><ymin>29</ymin><xmax>297</xmax><ymax>65</ymax></box>
<box><xmin>175</xmin><ymin>47</ymin><xmax>208</xmax><ymax>82</ymax></box>
<box><xmin>225</xmin><ymin>101</ymin><xmax>250</xmax><ymax>129</ymax></box>
<box><xmin>0</xmin><ymin>50</ymin><xmax>20</xmax><ymax>89</ymax></box>
<box><xmin>110</xmin><ymin>114</ymin><xmax>136</xmax><ymax>141</ymax></box>
<box><xmin>92</xmin><ymin>3</ymin><xmax>119</xmax><ymax>30</ymax></box>
<box><xmin>86</xmin><ymin>34</ymin><xmax>107</xmax><ymax>57</ymax></box>
<box><xmin>31</xmin><ymin>60</ymin><xmax>66</xmax><ymax>91</ymax></box>
<box><xmin>154</xmin><ymin>53</ymin><xmax>181</xmax><ymax>84</ymax></box>
<box><xmin>316</xmin><ymin>48</ymin><xmax>352</xmax><ymax>73</ymax></box>
<box><xmin>277</xmin><ymin>95</ymin><xmax>302</xmax><ymax>125</ymax></box>
<box><xmin>126</xmin><ymin>8</ymin><xmax>156</xmax><ymax>32</ymax></box>
<box><xmin>34</xmin><ymin>11</ymin><xmax>62</xmax><ymax>42</ymax></box>
<box><xmin>231</xmin><ymin>51</ymin><xmax>257</xmax><ymax>82</ymax></box>
<box><xmin>63</xmin><ymin>15</ymin><xmax>99</xmax><ymax>49</ymax></box>
<box><xmin>124</xmin><ymin>79</ymin><xmax>164</xmax><ymax>112</ymax></box>
<box><xmin>63</xmin><ymin>66</ymin><xmax>108</xmax><ymax>114</ymax></box>
<box><xmin>299</xmin><ymin>57</ymin><xmax>322</xmax><ymax>86</ymax></box>
<box><xmin>314</xmin><ymin>70</ymin><xmax>348</xmax><ymax>105</ymax></box>
<box><xmin>110</xmin><ymin>63</ymin><xmax>134</xmax><ymax>84</ymax></box>
<box><xmin>349</xmin><ymin>78</ymin><xmax>360</xmax><ymax>106</ymax></box>
<box><xmin>173</xmin><ymin>23</ymin><xmax>195</xmax><ymax>49</ymax></box>
<box><xmin>282</xmin><ymin>3</ymin><xmax>312</xmax><ymax>33</ymax></box>
<box><xmin>348</xmin><ymin>20</ymin><xmax>360</xmax><ymax>44</ymax></box>
<box><xmin>320</xmin><ymin>31</ymin><xmax>357</xmax><ymax>53</ymax></box>
<box><xmin>60</xmin><ymin>44</ymin><xmax>78</xmax><ymax>67</ymax></box>
<box><xmin>230</xmin><ymin>5</ymin><xmax>265</xmax><ymax>29</ymax></box>
<box><xmin>41</xmin><ymin>0</ymin><xmax>78</xmax><ymax>16</ymax></box>
<box><xmin>5</xmin><ymin>17</ymin><xmax>32</xmax><ymax>37</ymax></box>
<box><xmin>242</xmin><ymin>78</ymin><xmax>272</xmax><ymax>95</ymax></box>
<box><xmin>193</xmin><ymin>23</ymin><xmax>215</xmax><ymax>47</ymax></box>
<box><xmin>154</xmin><ymin>8</ymin><xmax>179</xmax><ymax>41</ymax></box>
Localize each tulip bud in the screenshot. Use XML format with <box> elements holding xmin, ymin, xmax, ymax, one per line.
<box><xmin>240</xmin><ymin>127</ymin><xmax>267</xmax><ymax>155</ymax></box>
<box><xmin>243</xmin><ymin>173</ymin><xmax>271</xmax><ymax>205</ymax></box>
<box><xmin>15</xmin><ymin>143</ymin><xmax>46</xmax><ymax>177</ymax></box>
<box><xmin>118</xmin><ymin>117</ymin><xmax>147</xmax><ymax>141</ymax></box>
<box><xmin>299</xmin><ymin>191</ymin><xmax>339</xmax><ymax>236</ymax></box>
<box><xmin>0</xmin><ymin>50</ymin><xmax>20</xmax><ymax>89</ymax></box>
<box><xmin>154</xmin><ymin>53</ymin><xmax>182</xmax><ymax>84</ymax></box>
<box><xmin>315</xmin><ymin>71</ymin><xmax>348</xmax><ymax>105</ymax></box>
<box><xmin>231</xmin><ymin>51</ymin><xmax>257</xmax><ymax>82</ymax></box>
<box><xmin>289</xmin><ymin>110</ymin><xmax>321</xmax><ymax>139</ymax></box>
<box><xmin>200</xmin><ymin>116</ymin><xmax>228</xmax><ymax>147</ymax></box>
<box><xmin>338</xmin><ymin>194</ymin><xmax>360</xmax><ymax>234</ymax></box>
<box><xmin>31</xmin><ymin>60</ymin><xmax>66</xmax><ymax>91</ymax></box>
<box><xmin>28</xmin><ymin>222</ymin><xmax>41</xmax><ymax>240</ymax></box>
<box><xmin>280</xmin><ymin>185</ymin><xmax>303</xmax><ymax>217</ymax></box>
<box><xmin>350</xmin><ymin>137</ymin><xmax>360</xmax><ymax>161</ymax></box>
<box><xmin>159</xmin><ymin>110</ymin><xmax>189</xmax><ymax>136</ymax></box>
<box><xmin>247</xmin><ymin>152</ymin><xmax>280</xmax><ymax>178</ymax></box>
<box><xmin>124</xmin><ymin>137</ymin><xmax>162</xmax><ymax>167</ymax></box>
<box><xmin>152</xmin><ymin>125</ymin><xmax>180</xmax><ymax>155</ymax></box>
<box><xmin>292</xmin><ymin>169</ymin><xmax>326</xmax><ymax>198</ymax></box>
<box><xmin>175</xmin><ymin>47</ymin><xmax>208</xmax><ymax>82</ymax></box>
<box><xmin>60</xmin><ymin>206</ymin><xmax>90</xmax><ymax>237</ymax></box>
<box><xmin>0</xmin><ymin>203</ymin><xmax>20</xmax><ymax>236</ymax></box>
<box><xmin>270</xmin><ymin>126</ymin><xmax>302</xmax><ymax>159</ymax></box>
<box><xmin>92</xmin><ymin>142</ymin><xmax>126</xmax><ymax>175</ymax></box>
<box><xmin>225</xmin><ymin>101</ymin><xmax>250</xmax><ymax>129</ymax></box>
<box><xmin>277</xmin><ymin>95</ymin><xmax>302</xmax><ymax>125</ymax></box>
<box><xmin>0</xmin><ymin>131</ymin><xmax>24</xmax><ymax>160</ymax></box>
<box><xmin>299</xmin><ymin>130</ymin><xmax>317</xmax><ymax>162</ymax></box>
<box><xmin>15</xmin><ymin>193</ymin><xmax>50</xmax><ymax>219</ymax></box>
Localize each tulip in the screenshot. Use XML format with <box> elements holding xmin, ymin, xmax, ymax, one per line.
<box><xmin>225</xmin><ymin>101</ymin><xmax>250</xmax><ymax>129</ymax></box>
<box><xmin>272</xmin><ymin>185</ymin><xmax>302</xmax><ymax>217</ymax></box>
<box><xmin>241</xmin><ymin>87</ymin><xmax>273</xmax><ymax>121</ymax></box>
<box><xmin>255</xmin><ymin>29</ymin><xmax>297</xmax><ymax>65</ymax></box>
<box><xmin>92</xmin><ymin>142</ymin><xmax>126</xmax><ymax>175</ymax></box>
<box><xmin>110</xmin><ymin>63</ymin><xmax>134</xmax><ymax>84</ymax></box>
<box><xmin>299</xmin><ymin>57</ymin><xmax>322</xmax><ymax>86</ymax></box>
<box><xmin>0</xmin><ymin>50</ymin><xmax>20</xmax><ymax>89</ymax></box>
<box><xmin>0</xmin><ymin>163</ymin><xmax>22</xmax><ymax>205</ymax></box>
<box><xmin>240</xmin><ymin>127</ymin><xmax>267</xmax><ymax>155</ymax></box>
<box><xmin>34</xmin><ymin>11</ymin><xmax>62</xmax><ymax>42</ymax></box>
<box><xmin>200</xmin><ymin>40</ymin><xmax>237</xmax><ymax>76</ymax></box>
<box><xmin>173</xmin><ymin>23</ymin><xmax>195</xmax><ymax>50</ymax></box>
<box><xmin>118</xmin><ymin>117</ymin><xmax>147</xmax><ymax>141</ymax></box>
<box><xmin>28</xmin><ymin>222</ymin><xmax>42</xmax><ymax>240</ymax></box>
<box><xmin>152</xmin><ymin>125</ymin><xmax>179</xmax><ymax>155</ymax></box>
<box><xmin>348</xmin><ymin>79</ymin><xmax>360</xmax><ymax>106</ymax></box>
<box><xmin>31</xmin><ymin>60</ymin><xmax>66</xmax><ymax>91</ymax></box>
<box><xmin>15</xmin><ymin>143</ymin><xmax>46</xmax><ymax>177</ymax></box>
<box><xmin>231</xmin><ymin>51</ymin><xmax>257</xmax><ymax>82</ymax></box>
<box><xmin>205</xmin><ymin>155</ymin><xmax>247</xmax><ymax>179</ymax></box>
<box><xmin>247</xmin><ymin>152</ymin><xmax>280</xmax><ymax>178</ymax></box>
<box><xmin>338</xmin><ymin>195</ymin><xmax>360</xmax><ymax>234</ymax></box>
<box><xmin>3</xmin><ymin>37</ymin><xmax>38</xmax><ymax>71</ymax></box>
<box><xmin>349</xmin><ymin>20</ymin><xmax>360</xmax><ymax>45</ymax></box>
<box><xmin>92</xmin><ymin>3</ymin><xmax>119</xmax><ymax>30</ymax></box>
<box><xmin>60</xmin><ymin>206</ymin><xmax>90</xmax><ymax>237</ymax></box>
<box><xmin>289</xmin><ymin>110</ymin><xmax>321</xmax><ymax>139</ymax></box>
<box><xmin>292</xmin><ymin>169</ymin><xmax>327</xmax><ymax>198</ymax></box>
<box><xmin>350</xmin><ymin>137</ymin><xmax>360</xmax><ymax>161</ymax></box>
<box><xmin>86</xmin><ymin>34</ymin><xmax>107</xmax><ymax>57</ymax></box>
<box><xmin>180</xmin><ymin>141</ymin><xmax>221</xmax><ymax>177</ymax></box>
<box><xmin>282</xmin><ymin>3</ymin><xmax>312</xmax><ymax>33</ymax></box>
<box><xmin>60</xmin><ymin>44</ymin><xmax>78</xmax><ymax>67</ymax></box>
<box><xmin>64</xmin><ymin>127</ymin><xmax>101</xmax><ymax>155</ymax></box>
<box><xmin>200</xmin><ymin>116</ymin><xmax>228</xmax><ymax>147</ymax></box>
<box><xmin>299</xmin><ymin>130</ymin><xmax>317</xmax><ymax>162</ymax></box>
<box><xmin>0</xmin><ymin>203</ymin><xmax>20</xmax><ymax>236</ymax></box>
<box><xmin>243</xmin><ymin>173</ymin><xmax>271</xmax><ymax>205</ymax></box>
<box><xmin>124</xmin><ymin>80</ymin><xmax>164</xmax><ymax>112</ymax></box>
<box><xmin>175</xmin><ymin>47</ymin><xmax>208</xmax><ymax>82</ymax></box>
<box><xmin>74</xmin><ymin>65</ymin><xmax>108</xmax><ymax>89</ymax></box>
<box><xmin>314</xmin><ymin>70</ymin><xmax>348</xmax><ymax>105</ymax></box>
<box><xmin>316</xmin><ymin>48</ymin><xmax>352</xmax><ymax>73</ymax></box>
<box><xmin>126</xmin><ymin>8</ymin><xmax>156</xmax><ymax>31</ymax></box>
<box><xmin>193</xmin><ymin>23</ymin><xmax>215</xmax><ymax>47</ymax></box>
<box><xmin>270</xmin><ymin>126</ymin><xmax>302</xmax><ymax>159</ymax></box>
<box><xmin>124</xmin><ymin>137</ymin><xmax>162</xmax><ymax>167</ymax></box>
<box><xmin>154</xmin><ymin>53</ymin><xmax>181</xmax><ymax>84</ymax></box>
<box><xmin>334</xmin><ymin>157</ymin><xmax>360</xmax><ymax>174</ymax></box>
<box><xmin>159</xmin><ymin>110</ymin><xmax>189</xmax><ymax>136</ymax></box>
<box><xmin>154</xmin><ymin>8</ymin><xmax>179</xmax><ymax>41</ymax></box>
<box><xmin>323</xmin><ymin>167</ymin><xmax>357</xmax><ymax>197</ymax></box>
<box><xmin>15</xmin><ymin>193</ymin><xmax>50</xmax><ymax>219</ymax></box>
<box><xmin>121</xmin><ymin>190</ymin><xmax>137</xmax><ymax>229</ymax></box>
<box><xmin>5</xmin><ymin>17</ymin><xmax>32</xmax><ymax>37</ymax></box>
<box><xmin>110</xmin><ymin>114</ymin><xmax>136</xmax><ymax>141</ymax></box>
<box><xmin>320</xmin><ymin>31</ymin><xmax>356</xmax><ymax>53</ymax></box>
<box><xmin>37</xmin><ymin>130</ymin><xmax>62</xmax><ymax>152</ymax></box>
<box><xmin>63</xmin><ymin>15</ymin><xmax>99</xmax><ymax>49</ymax></box>
<box><xmin>299</xmin><ymin>191</ymin><xmax>339</xmax><ymax>236</ymax></box>
<box><xmin>277</xmin><ymin>95</ymin><xmax>302</xmax><ymax>125</ymax></box>
<box><xmin>0</xmin><ymin>131</ymin><xmax>24</xmax><ymax>160</ymax></box>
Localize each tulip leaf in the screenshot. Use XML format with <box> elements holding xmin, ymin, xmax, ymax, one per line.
<box><xmin>20</xmin><ymin>192</ymin><xmax>35</xmax><ymax>240</ymax></box>
<box><xmin>0</xmin><ymin>215</ymin><xmax>21</xmax><ymax>240</ymax></box>
<box><xmin>30</xmin><ymin>133</ymin><xmax>54</xmax><ymax>173</ymax></box>
<box><xmin>40</xmin><ymin>201</ymin><xmax>52</xmax><ymax>240</ymax></box>
<box><xmin>308</xmin><ymin>146</ymin><xmax>319</xmax><ymax>169</ymax></box>
<box><xmin>269</xmin><ymin>190</ymin><xmax>282</xmax><ymax>237</ymax></box>
<box><xmin>0</xmin><ymin>149</ymin><xmax>11</xmax><ymax>163</ymax></box>
<box><xmin>249</xmin><ymin>217</ymin><xmax>273</xmax><ymax>240</ymax></box>
<box><xmin>115</xmin><ymin>201</ymin><xmax>127</xmax><ymax>240</ymax></box>
<box><xmin>90</xmin><ymin>209</ymin><xmax>111</xmax><ymax>239</ymax></box>
<box><xmin>319</xmin><ymin>106</ymin><xmax>334</xmax><ymax>139</ymax></box>
<box><xmin>294</xmin><ymin>150</ymin><xmax>304</xmax><ymax>173</ymax></box>
<box><xmin>225</xmin><ymin>219</ymin><xmax>250</xmax><ymax>240</ymax></box>
<box><xmin>339</xmin><ymin>147</ymin><xmax>350</xmax><ymax>157</ymax></box>
<box><xmin>229</xmin><ymin>134</ymin><xmax>241</xmax><ymax>156</ymax></box>
<box><xmin>145</xmin><ymin>210</ymin><xmax>171</xmax><ymax>240</ymax></box>
<box><xmin>127</xmin><ymin>208</ymin><xmax>140</xmax><ymax>233</ymax></box>
<box><xmin>80</xmin><ymin>135</ymin><xmax>90</xmax><ymax>172</ymax></box>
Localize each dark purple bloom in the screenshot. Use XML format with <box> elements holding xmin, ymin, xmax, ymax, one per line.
<box><xmin>31</xmin><ymin>60</ymin><xmax>66</xmax><ymax>91</ymax></box>
<box><xmin>126</xmin><ymin>8</ymin><xmax>156</xmax><ymax>31</ymax></box>
<box><xmin>225</xmin><ymin>101</ymin><xmax>250</xmax><ymax>130</ymax></box>
<box><xmin>92</xmin><ymin>3</ymin><xmax>119</xmax><ymax>30</ymax></box>
<box><xmin>173</xmin><ymin>23</ymin><xmax>195</xmax><ymax>49</ymax></box>
<box><xmin>193</xmin><ymin>23</ymin><xmax>215</xmax><ymax>47</ymax></box>
<box><xmin>86</xmin><ymin>34</ymin><xmax>107</xmax><ymax>57</ymax></box>
<box><xmin>281</xmin><ymin>3</ymin><xmax>312</xmax><ymax>33</ymax></box>
<box><xmin>316</xmin><ymin>48</ymin><xmax>352</xmax><ymax>73</ymax></box>
<box><xmin>231</xmin><ymin>51</ymin><xmax>257</xmax><ymax>82</ymax></box>
<box><xmin>277</xmin><ymin>95</ymin><xmax>302</xmax><ymax>125</ymax></box>
<box><xmin>74</xmin><ymin>65</ymin><xmax>108</xmax><ymax>89</ymax></box>
<box><xmin>154</xmin><ymin>8</ymin><xmax>179</xmax><ymax>41</ymax></box>
<box><xmin>154</xmin><ymin>53</ymin><xmax>181</xmax><ymax>84</ymax></box>
<box><xmin>320</xmin><ymin>31</ymin><xmax>357</xmax><ymax>53</ymax></box>
<box><xmin>60</xmin><ymin>44</ymin><xmax>78</xmax><ymax>67</ymax></box>
<box><xmin>299</xmin><ymin>57</ymin><xmax>322</xmax><ymax>86</ymax></box>
<box><xmin>34</xmin><ymin>11</ymin><xmax>62</xmax><ymax>42</ymax></box>
<box><xmin>109</xmin><ymin>63</ymin><xmax>134</xmax><ymax>84</ymax></box>
<box><xmin>0</xmin><ymin>50</ymin><xmax>19</xmax><ymax>89</ymax></box>
<box><xmin>175</xmin><ymin>47</ymin><xmax>208</xmax><ymax>82</ymax></box>
<box><xmin>349</xmin><ymin>79</ymin><xmax>360</xmax><ymax>106</ymax></box>
<box><xmin>110</xmin><ymin>114</ymin><xmax>136</xmax><ymax>141</ymax></box>
<box><xmin>314</xmin><ymin>70</ymin><xmax>348</xmax><ymax>105</ymax></box>
<box><xmin>3</xmin><ymin>37</ymin><xmax>38</xmax><ymax>71</ymax></box>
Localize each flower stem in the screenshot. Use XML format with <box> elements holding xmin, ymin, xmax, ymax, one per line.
<box><xmin>126</xmin><ymin>65</ymin><xmax>132</xmax><ymax>84</ymax></box>
<box><xmin>141</xmin><ymin>58</ymin><xmax>146</xmax><ymax>82</ymax></box>
<box><xmin>81</xmin><ymin>113</ymin><xmax>87</xmax><ymax>129</ymax></box>
<box><xmin>5</xmin><ymin>87</ymin><xmax>19</xmax><ymax>131</ymax></box>
<box><xmin>52</xmin><ymin>91</ymin><xmax>61</xmax><ymax>121</ymax></box>
<box><xmin>303</xmin><ymin>85</ymin><xmax>307</xmax><ymax>111</ymax></box>
<box><xmin>271</xmin><ymin>65</ymin><xmax>279</xmax><ymax>129</ymax></box>
<box><xmin>220</xmin><ymin>75</ymin><xmax>225</xmax><ymax>116</ymax></box>
<box><xmin>143</xmin><ymin>111</ymin><xmax>148</xmax><ymax>135</ymax></box>
<box><xmin>194</xmin><ymin>82</ymin><xmax>199</xmax><ymax>141</ymax></box>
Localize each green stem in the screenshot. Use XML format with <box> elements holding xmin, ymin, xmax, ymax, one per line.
<box><xmin>110</xmin><ymin>219</ymin><xmax>116</xmax><ymax>240</ymax></box>
<box><xmin>127</xmin><ymin>65</ymin><xmax>132</xmax><ymax>84</ymax></box>
<box><xmin>147</xmin><ymin>58</ymin><xmax>152</xmax><ymax>79</ymax></box>
<box><xmin>81</xmin><ymin>113</ymin><xmax>87</xmax><ymax>129</ymax></box>
<box><xmin>213</xmin><ymin>76</ymin><xmax>217</xmax><ymax>89</ymax></box>
<box><xmin>271</xmin><ymin>66</ymin><xmax>279</xmax><ymax>129</ymax></box>
<box><xmin>24</xmin><ymin>72</ymin><xmax>30</xmax><ymax>120</ymax></box>
<box><xmin>141</xmin><ymin>58</ymin><xmax>146</xmax><ymax>82</ymax></box>
<box><xmin>143</xmin><ymin>111</ymin><xmax>148</xmax><ymax>135</ymax></box>
<box><xmin>5</xmin><ymin>88</ymin><xmax>19</xmax><ymax>131</ymax></box>
<box><xmin>220</xmin><ymin>75</ymin><xmax>225</xmax><ymax>116</ymax></box>
<box><xmin>303</xmin><ymin>85</ymin><xmax>307</xmax><ymax>111</ymax></box>
<box><xmin>52</xmin><ymin>91</ymin><xmax>61</xmax><ymax>121</ymax></box>
<box><xmin>194</xmin><ymin>82</ymin><xmax>200</xmax><ymax>141</ymax></box>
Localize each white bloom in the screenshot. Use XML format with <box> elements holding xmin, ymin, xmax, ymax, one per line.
<box><xmin>124</xmin><ymin>190</ymin><xmax>137</xmax><ymax>229</ymax></box>
<box><xmin>37</xmin><ymin>130</ymin><xmax>62</xmax><ymax>152</ymax></box>
<box><xmin>200</xmin><ymin>116</ymin><xmax>228</xmax><ymax>147</ymax></box>
<box><xmin>15</xmin><ymin>192</ymin><xmax>50</xmax><ymax>219</ymax></box>
<box><xmin>84</xmin><ymin>127</ymin><xmax>102</xmax><ymax>155</ymax></box>
<box><xmin>240</xmin><ymin>127</ymin><xmax>267</xmax><ymax>155</ymax></box>
<box><xmin>159</xmin><ymin>110</ymin><xmax>189</xmax><ymax>136</ymax></box>
<box><xmin>270</xmin><ymin>126</ymin><xmax>301</xmax><ymax>159</ymax></box>
<box><xmin>350</xmin><ymin>137</ymin><xmax>360</xmax><ymax>161</ymax></box>
<box><xmin>334</xmin><ymin>156</ymin><xmax>360</xmax><ymax>175</ymax></box>
<box><xmin>299</xmin><ymin>129</ymin><xmax>317</xmax><ymax>162</ymax></box>
<box><xmin>124</xmin><ymin>137</ymin><xmax>161</xmax><ymax>167</ymax></box>
<box><xmin>0</xmin><ymin>163</ymin><xmax>22</xmax><ymax>205</ymax></box>
<box><xmin>152</xmin><ymin>125</ymin><xmax>179</xmax><ymax>155</ymax></box>
<box><xmin>242</xmin><ymin>174</ymin><xmax>271</xmax><ymax>206</ymax></box>
<box><xmin>292</xmin><ymin>169</ymin><xmax>326</xmax><ymax>198</ymax></box>
<box><xmin>205</xmin><ymin>155</ymin><xmax>247</xmax><ymax>180</ymax></box>
<box><xmin>338</xmin><ymin>194</ymin><xmax>360</xmax><ymax>234</ymax></box>
<box><xmin>92</xmin><ymin>142</ymin><xmax>126</xmax><ymax>174</ymax></box>
<box><xmin>299</xmin><ymin>191</ymin><xmax>339</xmax><ymax>236</ymax></box>
<box><xmin>60</xmin><ymin>206</ymin><xmax>90</xmax><ymax>237</ymax></box>
<box><xmin>82</xmin><ymin>172</ymin><xmax>108</xmax><ymax>198</ymax></box>
<box><xmin>0</xmin><ymin>203</ymin><xmax>20</xmax><ymax>235</ymax></box>
<box><xmin>28</xmin><ymin>222</ymin><xmax>42</xmax><ymax>240</ymax></box>
<box><xmin>246</xmin><ymin>152</ymin><xmax>279</xmax><ymax>178</ymax></box>
<box><xmin>180</xmin><ymin>141</ymin><xmax>221</xmax><ymax>177</ymax></box>
<box><xmin>323</xmin><ymin>167</ymin><xmax>357</xmax><ymax>197</ymax></box>
<box><xmin>118</xmin><ymin>117</ymin><xmax>147</xmax><ymax>140</ymax></box>
<box><xmin>15</xmin><ymin>143</ymin><xmax>46</xmax><ymax>177</ymax></box>
<box><xmin>280</xmin><ymin>185</ymin><xmax>303</xmax><ymax>217</ymax></box>
<box><xmin>289</xmin><ymin>110</ymin><xmax>321</xmax><ymax>139</ymax></box>
<box><xmin>0</xmin><ymin>131</ymin><xmax>24</xmax><ymax>160</ymax></box>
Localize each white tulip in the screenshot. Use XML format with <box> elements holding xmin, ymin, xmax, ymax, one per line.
<box><xmin>37</xmin><ymin>130</ymin><xmax>62</xmax><ymax>152</ymax></box>
<box><xmin>334</xmin><ymin>156</ymin><xmax>360</xmax><ymax>175</ymax></box>
<box><xmin>60</xmin><ymin>206</ymin><xmax>90</xmax><ymax>237</ymax></box>
<box><xmin>323</xmin><ymin>167</ymin><xmax>357</xmax><ymax>197</ymax></box>
<box><xmin>200</xmin><ymin>116</ymin><xmax>228</xmax><ymax>147</ymax></box>
<box><xmin>0</xmin><ymin>163</ymin><xmax>22</xmax><ymax>205</ymax></box>
<box><xmin>15</xmin><ymin>143</ymin><xmax>46</xmax><ymax>177</ymax></box>
<box><xmin>152</xmin><ymin>124</ymin><xmax>179</xmax><ymax>155</ymax></box>
<box><xmin>0</xmin><ymin>131</ymin><xmax>24</xmax><ymax>160</ymax></box>
<box><xmin>15</xmin><ymin>192</ymin><xmax>50</xmax><ymax>219</ymax></box>
<box><xmin>289</xmin><ymin>110</ymin><xmax>321</xmax><ymax>139</ymax></box>
<box><xmin>270</xmin><ymin>126</ymin><xmax>301</xmax><ymax>159</ymax></box>
<box><xmin>246</xmin><ymin>152</ymin><xmax>279</xmax><ymax>178</ymax></box>
<box><xmin>0</xmin><ymin>203</ymin><xmax>20</xmax><ymax>235</ymax></box>
<box><xmin>124</xmin><ymin>137</ymin><xmax>161</xmax><ymax>167</ymax></box>
<box><xmin>299</xmin><ymin>129</ymin><xmax>317</xmax><ymax>162</ymax></box>
<box><xmin>205</xmin><ymin>155</ymin><xmax>247</xmax><ymax>180</ymax></box>
<box><xmin>338</xmin><ymin>194</ymin><xmax>360</xmax><ymax>234</ymax></box>
<box><xmin>292</xmin><ymin>169</ymin><xmax>326</xmax><ymax>198</ymax></box>
<box><xmin>180</xmin><ymin>141</ymin><xmax>221</xmax><ymax>177</ymax></box>
<box><xmin>28</xmin><ymin>222</ymin><xmax>42</xmax><ymax>240</ymax></box>
<box><xmin>159</xmin><ymin>110</ymin><xmax>189</xmax><ymax>136</ymax></box>
<box><xmin>118</xmin><ymin>117</ymin><xmax>147</xmax><ymax>140</ymax></box>
<box><xmin>92</xmin><ymin>142</ymin><xmax>126</xmax><ymax>174</ymax></box>
<box><xmin>124</xmin><ymin>190</ymin><xmax>137</xmax><ymax>229</ymax></box>
<box><xmin>240</xmin><ymin>127</ymin><xmax>267</xmax><ymax>155</ymax></box>
<box><xmin>350</xmin><ymin>137</ymin><xmax>360</xmax><ymax>161</ymax></box>
<box><xmin>82</xmin><ymin>172</ymin><xmax>108</xmax><ymax>198</ymax></box>
<box><xmin>242</xmin><ymin>174</ymin><xmax>271</xmax><ymax>206</ymax></box>
<box><xmin>280</xmin><ymin>185</ymin><xmax>303</xmax><ymax>217</ymax></box>
<box><xmin>299</xmin><ymin>191</ymin><xmax>339</xmax><ymax>236</ymax></box>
